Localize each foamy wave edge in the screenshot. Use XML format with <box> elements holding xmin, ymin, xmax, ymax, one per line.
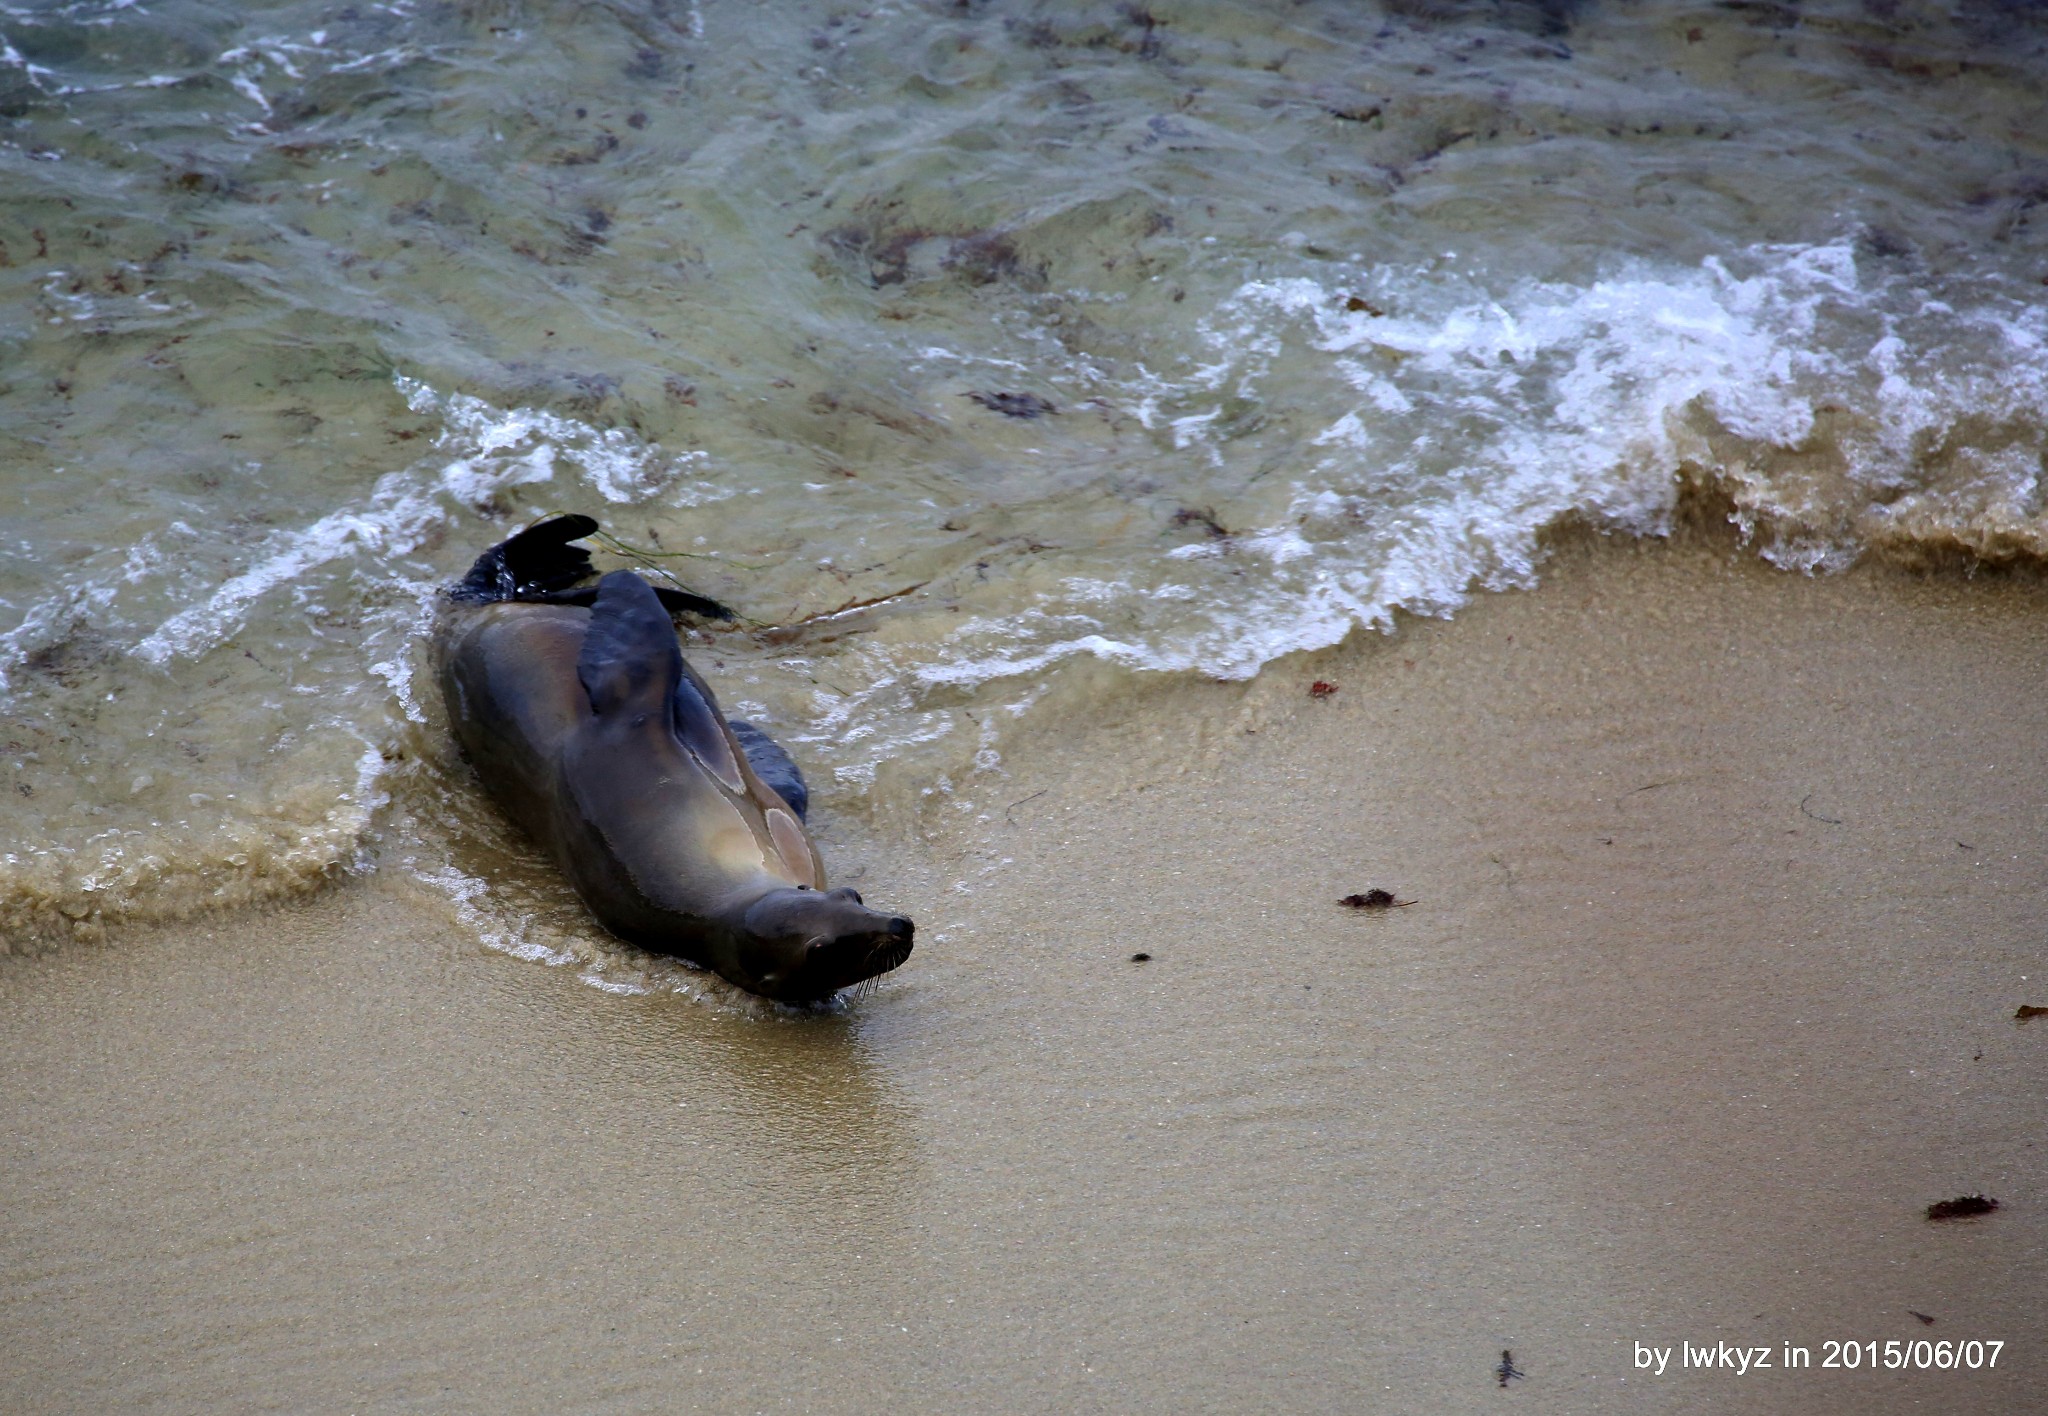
<box><xmin>1</xmin><ymin>374</ymin><xmax>721</xmax><ymax>948</ymax></box>
<box><xmin>410</xmin><ymin>863</ymin><xmax>855</xmax><ymax>1017</ymax></box>
<box><xmin>806</xmin><ymin>240</ymin><xmax>2048</xmax><ymax>789</ymax></box>
<box><xmin>0</xmin><ymin>742</ymin><xmax>387</xmax><ymax>953</ymax></box>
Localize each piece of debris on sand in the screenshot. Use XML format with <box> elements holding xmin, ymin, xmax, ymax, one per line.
<box><xmin>1339</xmin><ymin>889</ymin><xmax>1413</xmax><ymax>910</ymax></box>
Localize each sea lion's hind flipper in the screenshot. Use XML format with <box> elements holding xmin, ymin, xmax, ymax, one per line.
<box><xmin>650</xmin><ymin>585</ymin><xmax>736</xmax><ymax>622</ymax></box>
<box><xmin>577</xmin><ymin>570</ymin><xmax>683</xmax><ymax>716</ymax></box>
<box><xmin>525</xmin><ymin>582</ymin><xmax>735</xmax><ymax>622</ymax></box>
<box><xmin>728</xmin><ymin>719</ymin><xmax>810</xmax><ymax>820</ymax></box>
<box><xmin>451</xmin><ymin>514</ymin><xmax>599</xmax><ymax>603</ymax></box>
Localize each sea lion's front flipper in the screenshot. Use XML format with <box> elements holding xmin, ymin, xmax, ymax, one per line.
<box><xmin>671</xmin><ymin>660</ymin><xmax>745</xmax><ymax>794</ymax></box>
<box><xmin>577</xmin><ymin>570</ymin><xmax>683</xmax><ymax>716</ymax></box>
<box><xmin>577</xmin><ymin>571</ymin><xmax>748</xmax><ymax>791</ymax></box>
<box><xmin>728</xmin><ymin>719</ymin><xmax>810</xmax><ymax>821</ymax></box>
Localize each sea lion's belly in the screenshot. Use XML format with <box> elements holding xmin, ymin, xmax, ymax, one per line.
<box><xmin>553</xmin><ymin>713</ymin><xmax>778</xmax><ymax>925</ymax></box>
<box><xmin>437</xmin><ymin>601</ymin><xmax>796</xmax><ymax>945</ymax></box>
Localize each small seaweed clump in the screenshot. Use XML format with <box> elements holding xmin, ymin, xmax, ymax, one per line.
<box><xmin>966</xmin><ymin>390</ymin><xmax>1056</xmax><ymax>418</ymax></box>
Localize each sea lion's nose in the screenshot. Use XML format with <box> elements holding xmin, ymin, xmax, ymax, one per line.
<box><xmin>885</xmin><ymin>915</ymin><xmax>914</xmax><ymax>941</ymax></box>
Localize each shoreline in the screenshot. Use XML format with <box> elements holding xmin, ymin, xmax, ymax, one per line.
<box><xmin>5</xmin><ymin>530</ymin><xmax>2045</xmax><ymax>1414</ymax></box>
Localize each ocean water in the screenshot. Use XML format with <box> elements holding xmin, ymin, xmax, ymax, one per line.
<box><xmin>3</xmin><ymin>0</ymin><xmax>2045</xmax><ymax>951</ymax></box>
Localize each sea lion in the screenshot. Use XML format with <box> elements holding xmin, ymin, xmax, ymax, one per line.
<box><xmin>432</xmin><ymin>514</ymin><xmax>914</xmax><ymax>1004</ymax></box>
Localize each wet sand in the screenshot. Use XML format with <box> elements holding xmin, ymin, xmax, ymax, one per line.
<box><xmin>5</xmin><ymin>532</ymin><xmax>2045</xmax><ymax>1414</ymax></box>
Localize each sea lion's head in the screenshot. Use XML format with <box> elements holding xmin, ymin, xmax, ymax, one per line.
<box><xmin>740</xmin><ymin>885</ymin><xmax>915</xmax><ymax>1004</ymax></box>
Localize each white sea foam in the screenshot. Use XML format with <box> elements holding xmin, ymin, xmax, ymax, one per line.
<box><xmin>940</xmin><ymin>242</ymin><xmax>2046</xmax><ymax>690</ymax></box>
<box><xmin>127</xmin><ymin>375</ymin><xmax>722</xmax><ymax>667</ymax></box>
<box><xmin>578</xmin><ymin>971</ymin><xmax>653</xmax><ymax>996</ymax></box>
<box><xmin>773</xmin><ymin>239</ymin><xmax>2048</xmax><ymax>797</ymax></box>
<box><xmin>414</xmin><ymin>863</ymin><xmax>575</xmax><ymax>965</ymax></box>
<box><xmin>0</xmin><ymin>370</ymin><xmax>741</xmax><ymax>935</ymax></box>
<box><xmin>135</xmin><ymin>473</ymin><xmax>454</xmax><ymax>664</ymax></box>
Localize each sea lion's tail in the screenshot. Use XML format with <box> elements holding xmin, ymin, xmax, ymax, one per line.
<box><xmin>449</xmin><ymin>514</ymin><xmax>733</xmax><ymax>621</ymax></box>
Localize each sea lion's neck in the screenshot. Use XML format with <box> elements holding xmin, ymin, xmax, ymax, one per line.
<box><xmin>715</xmin><ymin>871</ymin><xmax>802</xmax><ymax>923</ymax></box>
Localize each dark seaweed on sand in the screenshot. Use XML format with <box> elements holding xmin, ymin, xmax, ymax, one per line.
<box><xmin>1925</xmin><ymin>1195</ymin><xmax>1998</xmax><ymax>1221</ymax></box>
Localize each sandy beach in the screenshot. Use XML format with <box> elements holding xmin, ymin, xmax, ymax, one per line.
<box><xmin>4</xmin><ymin>528</ymin><xmax>2042</xmax><ymax>1414</ymax></box>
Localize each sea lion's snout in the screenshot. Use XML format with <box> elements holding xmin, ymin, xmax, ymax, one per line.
<box><xmin>863</xmin><ymin>916</ymin><xmax>915</xmax><ymax>978</ymax></box>
<box><xmin>818</xmin><ymin>909</ymin><xmax>915</xmax><ymax>991</ymax></box>
<box><xmin>742</xmin><ymin>887</ymin><xmax>917</xmax><ymax>1002</ymax></box>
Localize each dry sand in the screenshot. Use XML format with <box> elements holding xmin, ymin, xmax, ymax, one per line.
<box><xmin>4</xmin><ymin>530</ymin><xmax>2044</xmax><ymax>1414</ymax></box>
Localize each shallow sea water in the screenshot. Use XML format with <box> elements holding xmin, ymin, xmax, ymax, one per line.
<box><xmin>3</xmin><ymin>0</ymin><xmax>2047</xmax><ymax>947</ymax></box>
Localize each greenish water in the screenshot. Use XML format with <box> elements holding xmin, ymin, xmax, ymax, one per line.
<box><xmin>3</xmin><ymin>0</ymin><xmax>2046</xmax><ymax>947</ymax></box>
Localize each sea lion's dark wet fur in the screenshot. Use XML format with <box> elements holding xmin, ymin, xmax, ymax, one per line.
<box><xmin>434</xmin><ymin>516</ymin><xmax>913</xmax><ymax>1003</ymax></box>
